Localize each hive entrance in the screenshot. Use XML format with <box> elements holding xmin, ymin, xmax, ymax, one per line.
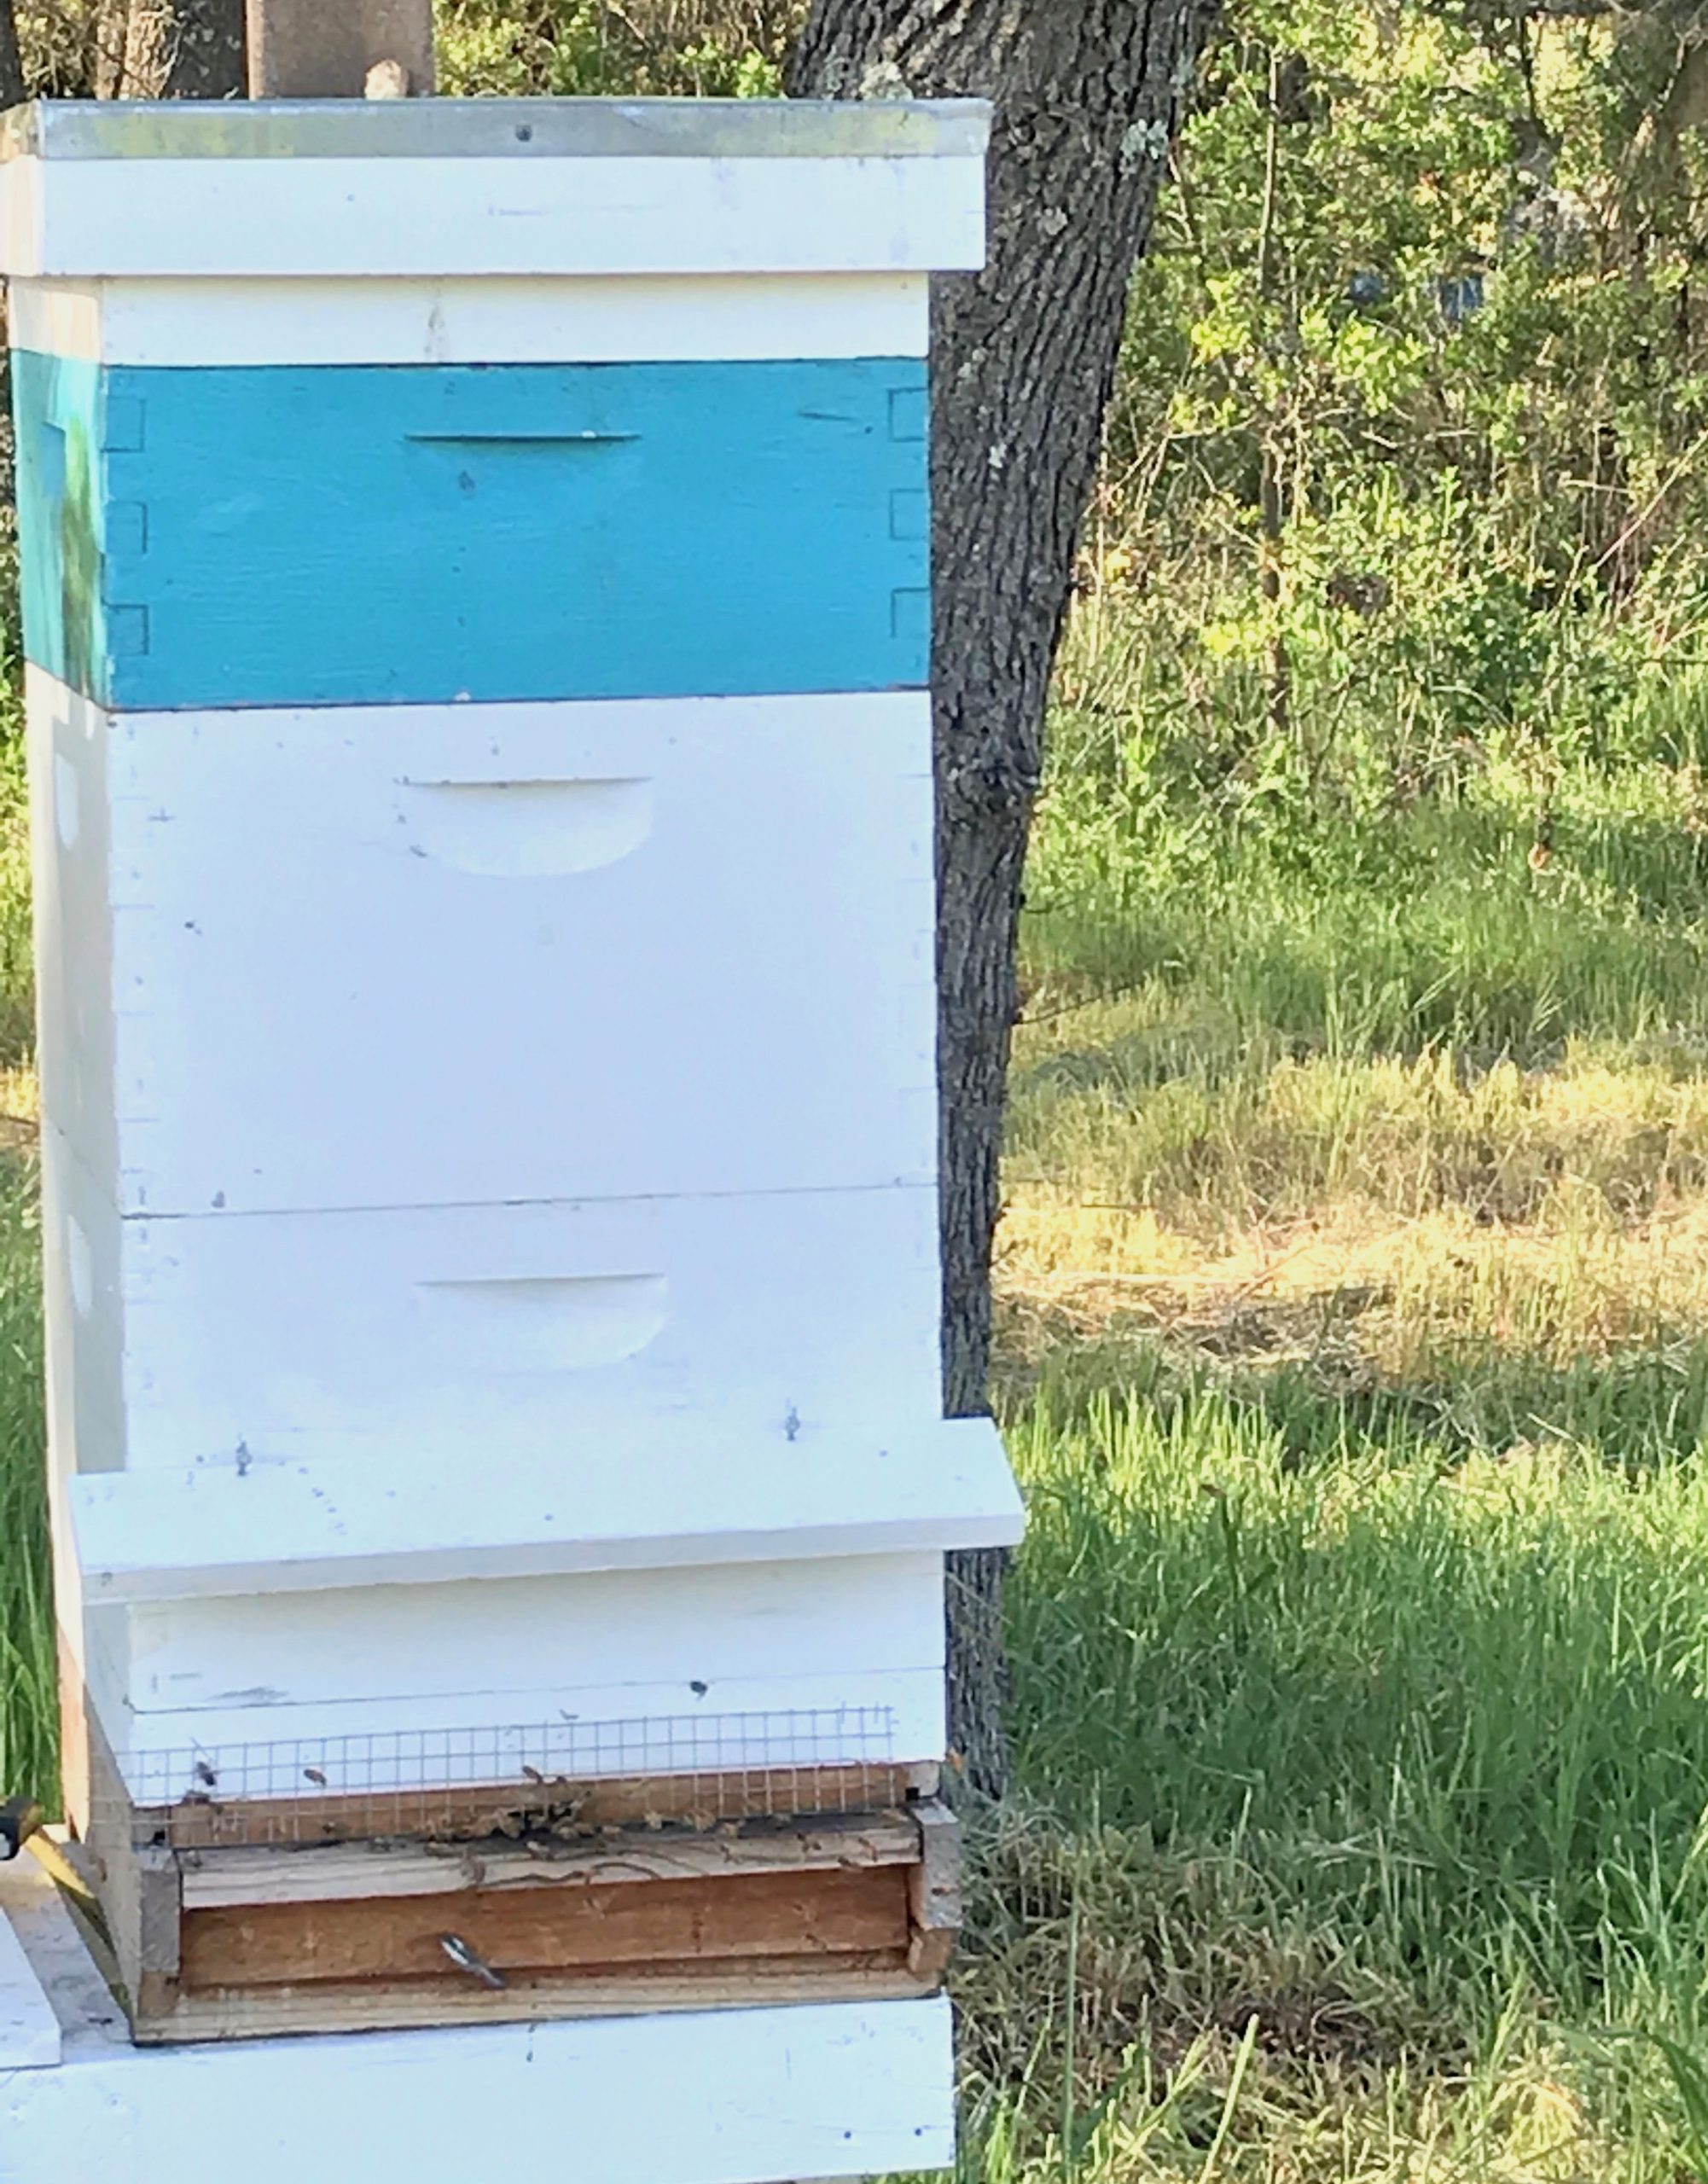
<box><xmin>116</xmin><ymin>1705</ymin><xmax>904</xmax><ymax>1851</ymax></box>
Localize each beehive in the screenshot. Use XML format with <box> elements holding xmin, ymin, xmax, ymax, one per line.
<box><xmin>0</xmin><ymin>90</ymin><xmax>1021</xmax><ymax>2171</ymax></box>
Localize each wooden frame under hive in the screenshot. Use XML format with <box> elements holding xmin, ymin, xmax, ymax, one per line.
<box><xmin>78</xmin><ymin>1737</ymin><xmax>961</xmax><ymax>2044</ymax></box>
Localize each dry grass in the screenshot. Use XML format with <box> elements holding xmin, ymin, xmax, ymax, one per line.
<box><xmin>1001</xmin><ymin>1041</ymin><xmax>1708</xmax><ymax>1403</ymax></box>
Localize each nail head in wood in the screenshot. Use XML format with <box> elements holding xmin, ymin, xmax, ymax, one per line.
<box><xmin>246</xmin><ymin>0</ymin><xmax>435</xmax><ymax>99</ymax></box>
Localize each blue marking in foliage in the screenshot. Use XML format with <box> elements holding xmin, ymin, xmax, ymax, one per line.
<box><xmin>10</xmin><ymin>353</ymin><xmax>931</xmax><ymax>710</ymax></box>
<box><xmin>1435</xmin><ymin>274</ymin><xmax>1485</xmax><ymax>325</ymax></box>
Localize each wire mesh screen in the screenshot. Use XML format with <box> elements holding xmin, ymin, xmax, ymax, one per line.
<box><xmin>113</xmin><ymin>1705</ymin><xmax>905</xmax><ymax>1850</ymax></box>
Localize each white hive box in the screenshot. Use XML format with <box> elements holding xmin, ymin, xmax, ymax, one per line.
<box><xmin>35</xmin><ymin>682</ymin><xmax>938</xmax><ymax>1211</ymax></box>
<box><xmin>3</xmin><ymin>91</ymin><xmax>1020</xmax><ymax>2129</ymax></box>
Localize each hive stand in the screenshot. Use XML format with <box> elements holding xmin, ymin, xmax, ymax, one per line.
<box><xmin>0</xmin><ymin>92</ymin><xmax>1021</xmax><ymax>2175</ymax></box>
<box><xmin>2</xmin><ymin>1838</ymin><xmax>956</xmax><ymax>2184</ymax></box>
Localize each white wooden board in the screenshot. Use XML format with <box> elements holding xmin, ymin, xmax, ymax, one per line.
<box><xmin>45</xmin><ymin>1126</ymin><xmax>951</xmax><ymax>1472</ymax></box>
<box><xmin>70</xmin><ymin>1417</ymin><xmax>1020</xmax><ymax>1600</ymax></box>
<box><xmin>0</xmin><ymin>1852</ymin><xmax>955</xmax><ymax>2184</ymax></box>
<box><xmin>84</xmin><ymin>1553</ymin><xmax>949</xmax><ymax>1777</ymax></box>
<box><xmin>38</xmin><ymin>1124</ymin><xmax>121</xmax><ymax>1472</ymax></box>
<box><xmin>0</xmin><ymin>1899</ymin><xmax>60</xmax><ymax>2071</ymax></box>
<box><xmin>35</xmin><ymin>677</ymin><xmax>937</xmax><ymax>1215</ymax></box>
<box><xmin>27</xmin><ymin>668</ymin><xmax>116</xmax><ymax>1205</ymax></box>
<box><xmin>122</xmin><ymin>1551</ymin><xmax>943</xmax><ymax>1712</ymax></box>
<box><xmin>12</xmin><ymin>271</ymin><xmax>931</xmax><ymax>366</ymax></box>
<box><xmin>0</xmin><ymin>152</ymin><xmax>986</xmax><ymax>281</ymax></box>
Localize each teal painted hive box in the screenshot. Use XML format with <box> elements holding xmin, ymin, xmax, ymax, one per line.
<box><xmin>14</xmin><ymin>348</ymin><xmax>931</xmax><ymax>709</ymax></box>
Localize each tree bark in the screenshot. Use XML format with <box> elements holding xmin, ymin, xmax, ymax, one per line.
<box><xmin>1256</xmin><ymin>47</ymin><xmax>1291</xmax><ymax>746</ymax></box>
<box><xmin>787</xmin><ymin>0</ymin><xmax>1219</xmax><ymax>1795</ymax></box>
<box><xmin>0</xmin><ymin>0</ymin><xmax>25</xmax><ymax>108</ymax></box>
<box><xmin>246</xmin><ymin>0</ymin><xmax>435</xmax><ymax>98</ymax></box>
<box><xmin>96</xmin><ymin>0</ymin><xmax>245</xmax><ymax>98</ymax></box>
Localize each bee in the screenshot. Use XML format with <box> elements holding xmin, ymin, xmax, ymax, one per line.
<box><xmin>194</xmin><ymin>1762</ymin><xmax>218</xmax><ymax>1788</ymax></box>
<box><xmin>303</xmin><ymin>1768</ymin><xmax>328</xmax><ymax>1788</ymax></box>
<box><xmin>0</xmin><ymin>1797</ymin><xmax>44</xmax><ymax>1862</ymax></box>
<box><xmin>521</xmin><ymin>1765</ymin><xmax>546</xmax><ymax>1786</ymax></box>
<box><xmin>439</xmin><ymin>1933</ymin><xmax>506</xmax><ymax>1990</ymax></box>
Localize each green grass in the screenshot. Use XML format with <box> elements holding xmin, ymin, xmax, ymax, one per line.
<box><xmin>1025</xmin><ymin>750</ymin><xmax>1708</xmax><ymax>1065</ymax></box>
<box><xmin>0</xmin><ymin>1151</ymin><xmax>51</xmax><ymax>1808</ymax></box>
<box><xmin>0</xmin><ymin>682</ymin><xmax>48</xmax><ymax>1809</ymax></box>
<box><xmin>927</xmin><ymin>1362</ymin><xmax>1708</xmax><ymax>2181</ymax></box>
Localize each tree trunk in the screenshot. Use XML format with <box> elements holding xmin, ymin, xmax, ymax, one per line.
<box><xmin>787</xmin><ymin>0</ymin><xmax>1219</xmax><ymax>1795</ymax></box>
<box><xmin>0</xmin><ymin>0</ymin><xmax>24</xmax><ymax>108</ymax></box>
<box><xmin>246</xmin><ymin>0</ymin><xmax>436</xmax><ymax>99</ymax></box>
<box><xmin>96</xmin><ymin>0</ymin><xmax>245</xmax><ymax>98</ymax></box>
<box><xmin>1256</xmin><ymin>48</ymin><xmax>1291</xmax><ymax>746</ymax></box>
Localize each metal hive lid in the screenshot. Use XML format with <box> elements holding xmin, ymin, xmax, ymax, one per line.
<box><xmin>0</xmin><ymin>96</ymin><xmax>991</xmax><ymax>165</ymax></box>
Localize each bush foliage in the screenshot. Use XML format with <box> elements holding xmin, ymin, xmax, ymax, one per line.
<box><xmin>1058</xmin><ymin>0</ymin><xmax>1708</xmax><ymax>901</ymax></box>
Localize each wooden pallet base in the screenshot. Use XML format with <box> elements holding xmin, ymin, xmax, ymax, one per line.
<box><xmin>73</xmin><ymin>1709</ymin><xmax>961</xmax><ymax>2045</ymax></box>
<box><xmin>133</xmin><ymin>1959</ymin><xmax>937</xmax><ymax>2044</ymax></box>
<box><xmin>126</xmin><ymin>1824</ymin><xmax>956</xmax><ymax>2045</ymax></box>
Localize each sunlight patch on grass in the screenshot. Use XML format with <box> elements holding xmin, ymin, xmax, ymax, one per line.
<box><xmin>1002</xmin><ymin>1030</ymin><xmax>1708</xmax><ymax>1472</ymax></box>
<box><xmin>1009</xmin><ymin>1037</ymin><xmax>1708</xmax><ymax>1238</ymax></box>
<box><xmin>1002</xmin><ymin>1189</ymin><xmax>1708</xmax><ymax>1380</ymax></box>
